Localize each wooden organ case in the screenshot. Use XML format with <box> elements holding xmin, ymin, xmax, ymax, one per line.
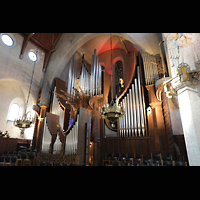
<box><xmin>99</xmin><ymin>52</ymin><xmax>173</xmax><ymax>165</ymax></box>
<box><xmin>37</xmin><ymin>48</ymin><xmax>174</xmax><ymax>165</ymax></box>
<box><xmin>40</xmin><ymin>50</ymin><xmax>104</xmax><ymax>166</ymax></box>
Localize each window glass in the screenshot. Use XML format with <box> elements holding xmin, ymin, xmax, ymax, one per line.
<box><xmin>28</xmin><ymin>50</ymin><xmax>37</xmax><ymax>62</ymax></box>
<box><xmin>115</xmin><ymin>60</ymin><xmax>124</xmax><ymax>97</ymax></box>
<box><xmin>1</xmin><ymin>34</ymin><xmax>14</xmax><ymax>47</ymax></box>
<box><xmin>7</xmin><ymin>103</ymin><xmax>20</xmax><ymax>121</ymax></box>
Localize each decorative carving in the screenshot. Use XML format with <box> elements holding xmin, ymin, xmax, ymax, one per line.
<box><xmin>164</xmin><ymin>33</ymin><xmax>200</xmax><ymax>78</ymax></box>
<box><xmin>53</xmin><ymin>87</ymin><xmax>92</xmax><ymax>112</ymax></box>
<box><xmin>36</xmin><ymin>153</ymin><xmax>79</xmax><ymax>165</ymax></box>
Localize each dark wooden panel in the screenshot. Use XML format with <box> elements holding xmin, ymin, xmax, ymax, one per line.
<box><xmin>46</xmin><ymin>112</ymin><xmax>60</xmax><ymax>135</ymax></box>
<box><xmin>101</xmin><ymin>137</ymin><xmax>151</xmax><ymax>158</ymax></box>
<box><xmin>173</xmin><ymin>135</ymin><xmax>188</xmax><ymax>162</ymax></box>
<box><xmin>0</xmin><ymin>137</ymin><xmax>31</xmax><ymax>154</ymax></box>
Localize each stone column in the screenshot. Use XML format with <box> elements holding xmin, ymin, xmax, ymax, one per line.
<box><xmin>35</xmin><ymin>81</ymin><xmax>50</xmax><ymax>152</ymax></box>
<box><xmin>163</xmin><ymin>33</ymin><xmax>200</xmax><ymax>165</ymax></box>
<box><xmin>176</xmin><ymin>84</ymin><xmax>200</xmax><ymax>165</ymax></box>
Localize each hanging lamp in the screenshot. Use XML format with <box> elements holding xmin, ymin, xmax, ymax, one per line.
<box><xmin>99</xmin><ymin>33</ymin><xmax>125</xmax><ymax>127</ymax></box>
<box><xmin>13</xmin><ymin>34</ymin><xmax>41</xmax><ymax>137</ymax></box>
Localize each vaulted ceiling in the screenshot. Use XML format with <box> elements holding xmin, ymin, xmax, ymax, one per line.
<box><xmin>75</xmin><ymin>33</ymin><xmax>162</xmax><ymax>66</ymax></box>
<box><xmin>18</xmin><ymin>33</ymin><xmax>163</xmax><ymax>73</ymax></box>
<box><xmin>77</xmin><ymin>34</ymin><xmax>140</xmax><ymax>65</ymax></box>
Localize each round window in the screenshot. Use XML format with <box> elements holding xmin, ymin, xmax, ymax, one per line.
<box><xmin>28</xmin><ymin>50</ymin><xmax>38</xmax><ymax>62</ymax></box>
<box><xmin>1</xmin><ymin>33</ymin><xmax>14</xmax><ymax>47</ymax></box>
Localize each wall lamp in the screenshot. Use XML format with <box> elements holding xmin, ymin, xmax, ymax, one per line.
<box><xmin>163</xmin><ymin>62</ymin><xmax>200</xmax><ymax>98</ymax></box>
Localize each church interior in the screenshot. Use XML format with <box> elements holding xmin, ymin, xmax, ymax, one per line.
<box><xmin>1</xmin><ymin>33</ymin><xmax>200</xmax><ymax>166</ymax></box>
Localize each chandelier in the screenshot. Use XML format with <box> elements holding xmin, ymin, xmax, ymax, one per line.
<box><xmin>14</xmin><ymin>55</ymin><xmax>36</xmax><ymax>135</ymax></box>
<box><xmin>13</xmin><ymin>35</ymin><xmax>40</xmax><ymax>136</ymax></box>
<box><xmin>14</xmin><ymin>58</ymin><xmax>36</xmax><ymax>136</ymax></box>
<box><xmin>13</xmin><ymin>111</ymin><xmax>34</xmax><ymax>129</ymax></box>
<box><xmin>99</xmin><ymin>33</ymin><xmax>125</xmax><ymax>127</ymax></box>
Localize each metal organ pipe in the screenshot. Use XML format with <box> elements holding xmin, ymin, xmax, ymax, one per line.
<box><xmin>127</xmin><ymin>93</ymin><xmax>131</xmax><ymax>137</ymax></box>
<box><xmin>137</xmin><ymin>66</ymin><xmax>145</xmax><ymax>136</ymax></box>
<box><xmin>95</xmin><ymin>56</ymin><xmax>98</xmax><ymax>95</ymax></box>
<box><xmin>79</xmin><ymin>61</ymin><xmax>91</xmax><ymax>95</ymax></box>
<box><xmin>90</xmin><ymin>49</ymin><xmax>102</xmax><ymax>97</ymax></box>
<box><xmin>65</xmin><ymin>114</ymin><xmax>79</xmax><ymax>155</ymax></box>
<box><xmin>135</xmin><ymin>79</ymin><xmax>141</xmax><ymax>136</ymax></box>
<box><xmin>93</xmin><ymin>50</ymin><xmax>96</xmax><ymax>96</ymax></box>
<box><xmin>119</xmin><ymin>66</ymin><xmax>146</xmax><ymax>137</ymax></box>
<box><xmin>90</xmin><ymin>55</ymin><xmax>94</xmax><ymax>97</ymax></box>
<box><xmin>99</xmin><ymin>62</ymin><xmax>102</xmax><ymax>94</ymax></box>
<box><xmin>129</xmin><ymin>88</ymin><xmax>134</xmax><ymax>136</ymax></box>
<box><xmin>132</xmin><ymin>83</ymin><xmax>137</xmax><ymax>136</ymax></box>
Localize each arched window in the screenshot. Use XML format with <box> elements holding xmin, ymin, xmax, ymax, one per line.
<box><xmin>115</xmin><ymin>60</ymin><xmax>124</xmax><ymax>97</ymax></box>
<box><xmin>7</xmin><ymin>103</ymin><xmax>20</xmax><ymax>121</ymax></box>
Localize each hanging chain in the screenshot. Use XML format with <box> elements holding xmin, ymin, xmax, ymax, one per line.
<box><xmin>110</xmin><ymin>33</ymin><xmax>114</xmax><ymax>102</ymax></box>
<box><xmin>24</xmin><ymin>33</ymin><xmax>41</xmax><ymax>116</ymax></box>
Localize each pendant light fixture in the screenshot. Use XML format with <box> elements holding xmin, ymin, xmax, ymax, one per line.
<box><xmin>99</xmin><ymin>33</ymin><xmax>125</xmax><ymax>127</ymax></box>
<box><xmin>14</xmin><ymin>34</ymin><xmax>41</xmax><ymax>137</ymax></box>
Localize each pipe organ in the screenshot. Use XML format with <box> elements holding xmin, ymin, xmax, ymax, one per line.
<box><xmin>52</xmin><ymin>86</ymin><xmax>64</xmax><ymax>130</ymax></box>
<box><xmin>142</xmin><ymin>53</ymin><xmax>158</xmax><ymax>85</ymax></box>
<box><xmin>65</xmin><ymin>113</ymin><xmax>79</xmax><ymax>155</ymax></box>
<box><xmin>67</xmin><ymin>49</ymin><xmax>102</xmax><ymax>97</ymax></box>
<box><xmin>79</xmin><ymin>60</ymin><xmax>90</xmax><ymax>94</ymax></box>
<box><xmin>90</xmin><ymin>49</ymin><xmax>102</xmax><ymax>97</ymax></box>
<box><xmin>67</xmin><ymin>55</ymin><xmax>76</xmax><ymax>96</ymax></box>
<box><xmin>119</xmin><ymin>66</ymin><xmax>146</xmax><ymax>137</ymax></box>
<box><xmin>41</xmin><ymin>107</ymin><xmax>91</xmax><ymax>165</ymax></box>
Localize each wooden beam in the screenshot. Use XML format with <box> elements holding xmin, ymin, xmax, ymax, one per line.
<box><xmin>42</xmin><ymin>50</ymin><xmax>51</xmax><ymax>72</ymax></box>
<box><xmin>19</xmin><ymin>33</ymin><xmax>35</xmax><ymax>59</ymax></box>
<box><xmin>42</xmin><ymin>33</ymin><xmax>62</xmax><ymax>72</ymax></box>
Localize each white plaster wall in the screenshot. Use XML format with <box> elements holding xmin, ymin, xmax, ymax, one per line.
<box><xmin>0</xmin><ymin>33</ymin><xmax>45</xmax><ymax>139</ymax></box>
<box><xmin>0</xmin><ymin>79</ymin><xmax>35</xmax><ymax>139</ymax></box>
<box><xmin>177</xmin><ymin>85</ymin><xmax>200</xmax><ymax>165</ymax></box>
<box><xmin>0</xmin><ymin>33</ymin><xmax>45</xmax><ymax>102</ymax></box>
<box><xmin>167</xmin><ymin>98</ymin><xmax>184</xmax><ymax>135</ymax></box>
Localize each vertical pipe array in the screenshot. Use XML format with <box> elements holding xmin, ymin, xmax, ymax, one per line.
<box><xmin>67</xmin><ymin>55</ymin><xmax>76</xmax><ymax>96</ymax></box>
<box><xmin>65</xmin><ymin>114</ymin><xmax>79</xmax><ymax>155</ymax></box>
<box><xmin>135</xmin><ymin>79</ymin><xmax>141</xmax><ymax>136</ymax></box>
<box><xmin>90</xmin><ymin>49</ymin><xmax>102</xmax><ymax>97</ymax></box>
<box><xmin>129</xmin><ymin>88</ymin><xmax>134</xmax><ymax>136</ymax></box>
<box><xmin>98</xmin><ymin>63</ymin><xmax>102</xmax><ymax>94</ymax></box>
<box><xmin>67</xmin><ymin>58</ymin><xmax>72</xmax><ymax>94</ymax></box>
<box><xmin>142</xmin><ymin>52</ymin><xmax>159</xmax><ymax>85</ymax></box>
<box><xmin>137</xmin><ymin>66</ymin><xmax>145</xmax><ymax>136</ymax></box>
<box><xmin>41</xmin><ymin>117</ymin><xmax>52</xmax><ymax>153</ymax></box>
<box><xmin>93</xmin><ymin>50</ymin><xmax>96</xmax><ymax>96</ymax></box>
<box><xmin>132</xmin><ymin>83</ymin><xmax>137</xmax><ymax>136</ymax></box>
<box><xmin>79</xmin><ymin>62</ymin><xmax>91</xmax><ymax>94</ymax></box>
<box><xmin>119</xmin><ymin>66</ymin><xmax>146</xmax><ymax>137</ymax></box>
<box><xmin>127</xmin><ymin>93</ymin><xmax>131</xmax><ymax>136</ymax></box>
<box><xmin>90</xmin><ymin>55</ymin><xmax>94</xmax><ymax>97</ymax></box>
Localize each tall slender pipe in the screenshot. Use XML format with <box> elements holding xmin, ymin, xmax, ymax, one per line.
<box><xmin>119</xmin><ymin>102</ymin><xmax>122</xmax><ymax>137</ymax></box>
<box><xmin>134</xmin><ymin>79</ymin><xmax>141</xmax><ymax>136</ymax></box>
<box><xmin>122</xmin><ymin>98</ymin><xmax>126</xmax><ymax>137</ymax></box>
<box><xmin>131</xmin><ymin>84</ymin><xmax>137</xmax><ymax>136</ymax></box>
<box><xmin>127</xmin><ymin>93</ymin><xmax>131</xmax><ymax>137</ymax></box>
<box><xmin>90</xmin><ymin>55</ymin><xmax>94</xmax><ymax>97</ymax></box>
<box><xmin>93</xmin><ymin>50</ymin><xmax>97</xmax><ymax>96</ymax></box>
<box><xmin>137</xmin><ymin>66</ymin><xmax>145</xmax><ymax>136</ymax></box>
<box><xmin>96</xmin><ymin>56</ymin><xmax>99</xmax><ymax>95</ymax></box>
<box><xmin>99</xmin><ymin>63</ymin><xmax>102</xmax><ymax>94</ymax></box>
<box><xmin>129</xmin><ymin>88</ymin><xmax>134</xmax><ymax>136</ymax></box>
